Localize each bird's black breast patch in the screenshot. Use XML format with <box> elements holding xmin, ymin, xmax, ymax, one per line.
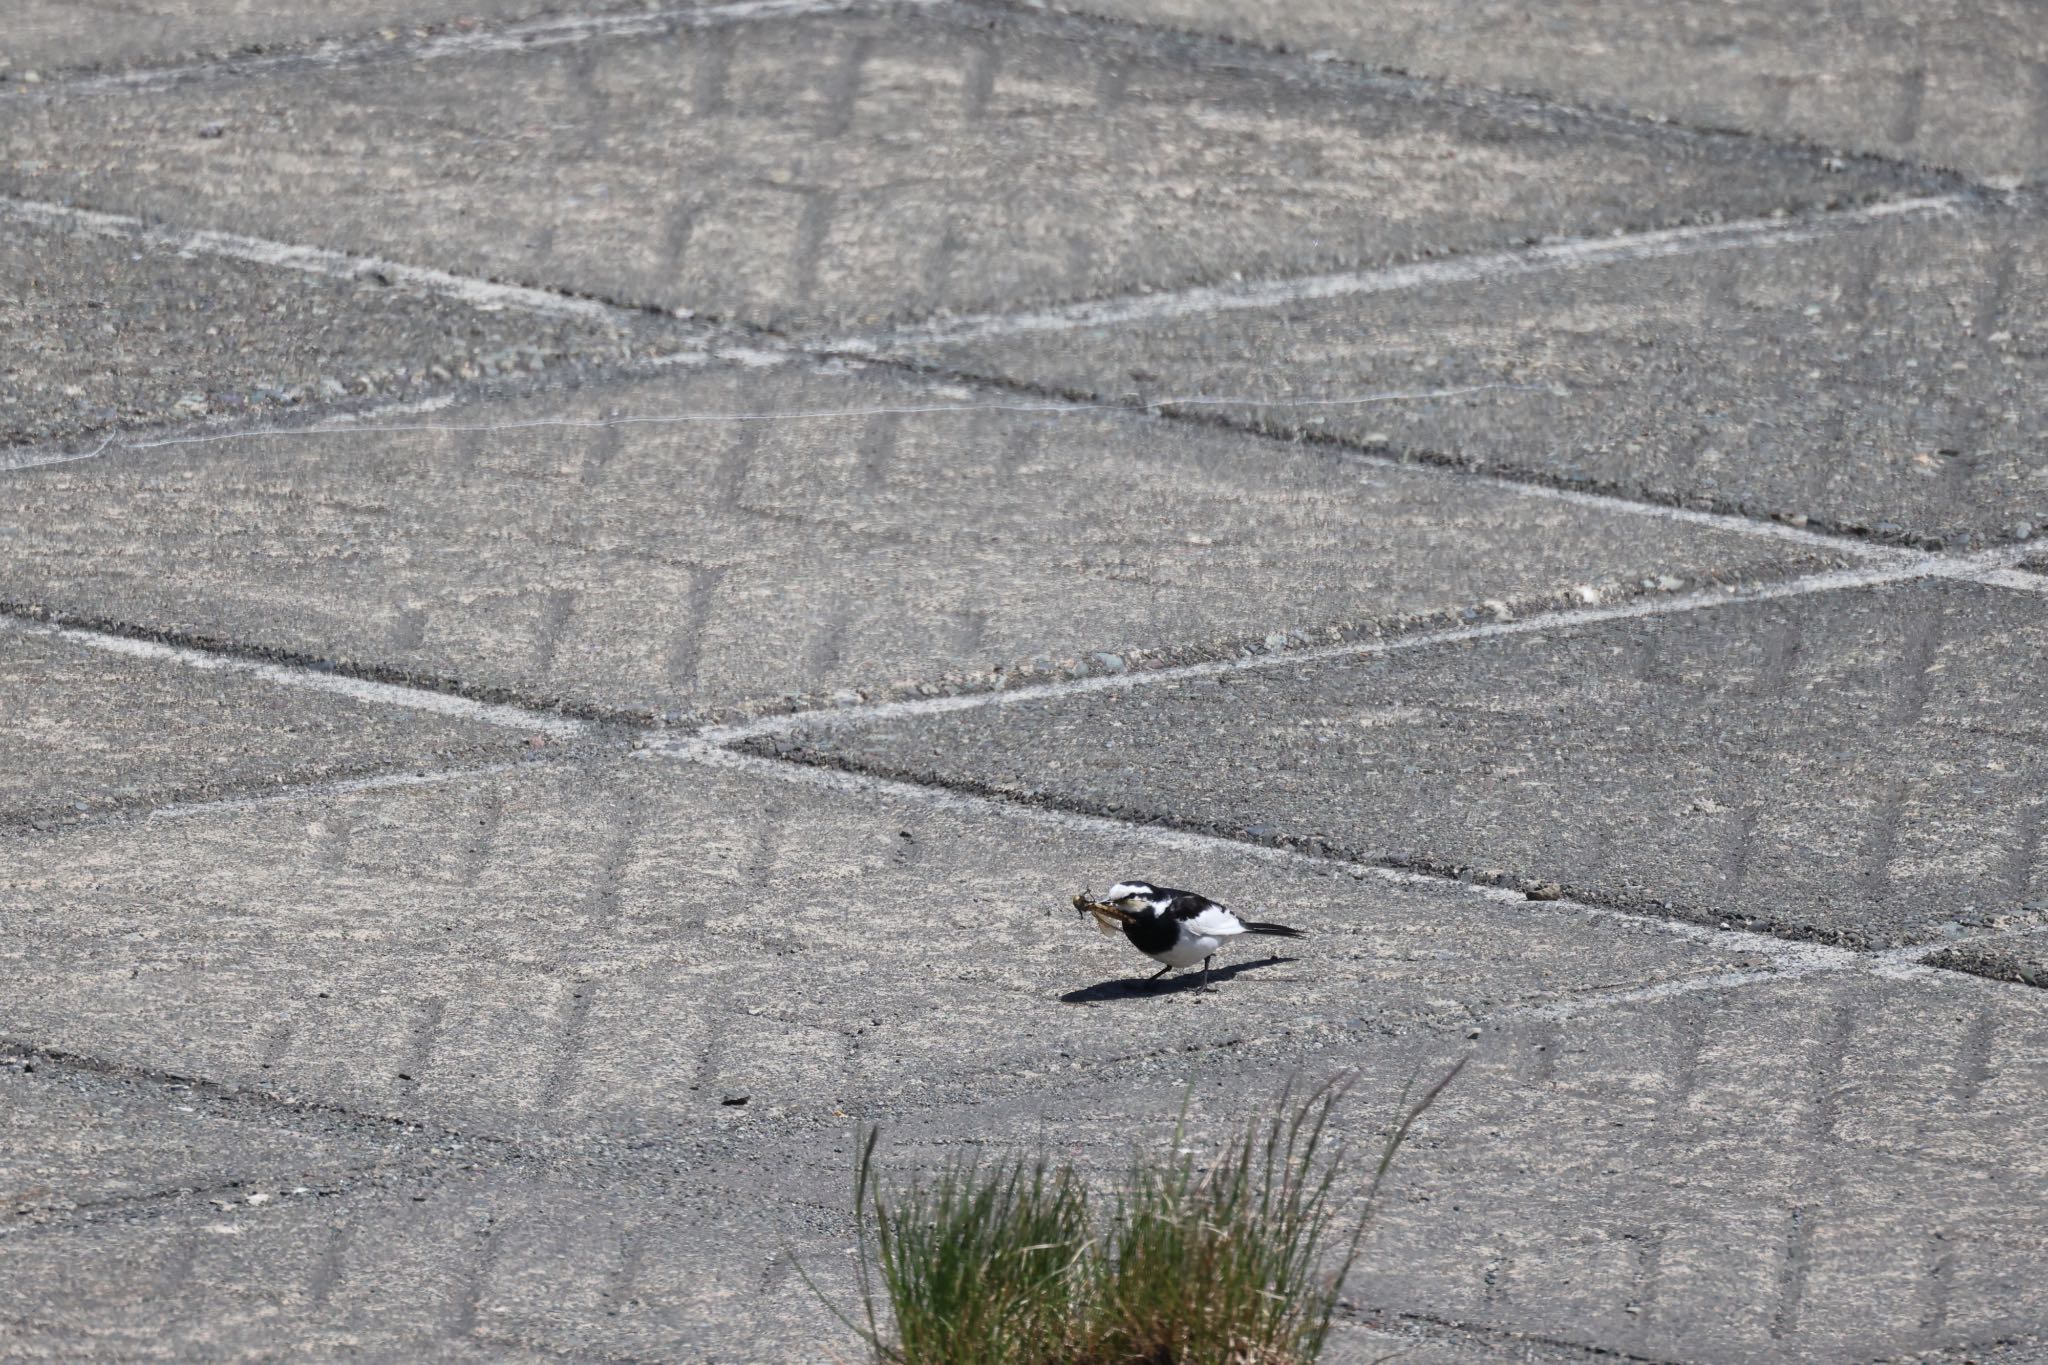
<box><xmin>1122</xmin><ymin>914</ymin><xmax>1179</xmax><ymax>955</ymax></box>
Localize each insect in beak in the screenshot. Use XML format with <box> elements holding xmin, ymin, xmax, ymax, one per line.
<box><xmin>1073</xmin><ymin>893</ymin><xmax>1135</xmax><ymax>933</ymax></box>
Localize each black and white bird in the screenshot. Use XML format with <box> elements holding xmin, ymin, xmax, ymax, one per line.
<box><xmin>1072</xmin><ymin>880</ymin><xmax>1304</xmax><ymax>991</ymax></box>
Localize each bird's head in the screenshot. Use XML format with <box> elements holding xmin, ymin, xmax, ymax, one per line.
<box><xmin>1073</xmin><ymin>881</ymin><xmax>1164</xmax><ymax>935</ymax></box>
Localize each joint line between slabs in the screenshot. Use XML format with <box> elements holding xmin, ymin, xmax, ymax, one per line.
<box><xmin>827</xmin><ymin>194</ymin><xmax>1977</xmax><ymax>349</ymax></box>
<box><xmin>0</xmin><ymin>191</ymin><xmax>2001</xmax><ymax>567</ymax></box>
<box><xmin>2</xmin><ymin>0</ymin><xmax>935</xmax><ymax>99</ymax></box>
<box><xmin>664</xmin><ymin>738</ymin><xmax>1860</xmax><ymax>968</ymax></box>
<box><xmin>0</xmin><ymin>531</ymin><xmax>2024</xmax><ymax>768</ymax></box>
<box><xmin>0</xmin><ymin>195</ymin><xmax>629</xmax><ymax>326</ymax></box>
<box><xmin>0</xmin><ymin>612</ymin><xmax>590</xmax><ymax>740</ymax></box>
<box><xmin>699</xmin><ymin>546</ymin><xmax>2027</xmax><ymax>747</ymax></box>
<box><xmin>670</xmin><ymin>741</ymin><xmax>2043</xmax><ymax>1015</ymax></box>
<box><xmin>1968</xmin><ymin>567</ymin><xmax>2048</xmax><ymax>594</ymax></box>
<box><xmin>124</xmin><ymin>760</ymin><xmax>540</xmax><ymax>828</ymax></box>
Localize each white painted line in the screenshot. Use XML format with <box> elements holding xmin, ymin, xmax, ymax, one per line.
<box><xmin>840</xmin><ymin>196</ymin><xmax>1972</xmax><ymax>350</ymax></box>
<box><xmin>0</xmin><ymin>615</ymin><xmax>591</xmax><ymax>740</ymax></box>
<box><xmin>17</xmin><ymin>0</ymin><xmax>912</xmax><ymax>98</ymax></box>
<box><xmin>0</xmin><ymin>196</ymin><xmax>622</xmax><ymax>324</ymax></box>
<box><xmin>699</xmin><ymin>550</ymin><xmax>1955</xmax><ymax>747</ymax></box>
<box><xmin>142</xmin><ymin>762</ymin><xmax>534</xmax><ymax>824</ymax></box>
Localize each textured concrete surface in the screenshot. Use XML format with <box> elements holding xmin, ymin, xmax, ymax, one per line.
<box><xmin>19</xmin><ymin>747</ymin><xmax>2045</xmax><ymax>1362</ymax></box>
<box><xmin>766</xmin><ymin>577</ymin><xmax>2048</xmax><ymax>948</ymax></box>
<box><xmin>0</xmin><ymin>753</ymin><xmax>1745</xmax><ymax>1139</ymax></box>
<box><xmin>838</xmin><ymin>967</ymin><xmax>2048</xmax><ymax>1363</ymax></box>
<box><xmin>0</xmin><ymin>620</ymin><xmax>545</xmax><ymax>829</ymax></box>
<box><xmin>7</xmin><ymin>0</ymin><xmax>2048</xmax><ymax>1360</ymax></box>
<box><xmin>1927</xmin><ymin>928</ymin><xmax>2048</xmax><ymax>990</ymax></box>
<box><xmin>0</xmin><ymin>0</ymin><xmax>608</xmax><ymax>74</ymax></box>
<box><xmin>1047</xmin><ymin>0</ymin><xmax>2048</xmax><ymax>184</ymax></box>
<box><xmin>898</xmin><ymin>200</ymin><xmax>2048</xmax><ymax>546</ymax></box>
<box><xmin>20</xmin><ymin>960</ymin><xmax>2046</xmax><ymax>1364</ymax></box>
<box><xmin>0</xmin><ymin>5</ymin><xmax>1939</xmax><ymax>331</ymax></box>
<box><xmin>0</xmin><ymin>358</ymin><xmax>1826</xmax><ymax>722</ymax></box>
<box><xmin>0</xmin><ymin>205</ymin><xmax>659</xmax><ymax>450</ymax></box>
<box><xmin>0</xmin><ymin>1160</ymin><xmax>857</xmax><ymax>1361</ymax></box>
<box><xmin>1321</xmin><ymin>1323</ymin><xmax>1635</xmax><ymax>1365</ymax></box>
<box><xmin>0</xmin><ymin>1054</ymin><xmax>413</xmax><ymax>1220</ymax></box>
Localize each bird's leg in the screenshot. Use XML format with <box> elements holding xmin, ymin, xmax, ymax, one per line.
<box><xmin>1125</xmin><ymin>963</ymin><xmax>1175</xmax><ymax>993</ymax></box>
<box><xmin>1201</xmin><ymin>955</ymin><xmax>1213</xmax><ymax>991</ymax></box>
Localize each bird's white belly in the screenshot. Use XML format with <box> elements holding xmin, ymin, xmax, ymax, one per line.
<box><xmin>1151</xmin><ymin>933</ymin><xmax>1222</xmax><ymax>969</ymax></box>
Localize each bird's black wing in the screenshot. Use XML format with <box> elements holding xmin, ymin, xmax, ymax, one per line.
<box><xmin>1161</xmin><ymin>891</ymin><xmax>1222</xmax><ymax>920</ymax></box>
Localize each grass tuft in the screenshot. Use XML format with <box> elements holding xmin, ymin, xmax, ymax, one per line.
<box><xmin>811</xmin><ymin>1059</ymin><xmax>1464</xmax><ymax>1365</ymax></box>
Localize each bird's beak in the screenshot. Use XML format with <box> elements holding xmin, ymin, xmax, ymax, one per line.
<box><xmin>1072</xmin><ymin>894</ymin><xmax>1134</xmax><ymax>926</ymax></box>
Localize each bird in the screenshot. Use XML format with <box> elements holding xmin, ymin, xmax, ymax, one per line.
<box><xmin>1072</xmin><ymin>880</ymin><xmax>1304</xmax><ymax>991</ymax></box>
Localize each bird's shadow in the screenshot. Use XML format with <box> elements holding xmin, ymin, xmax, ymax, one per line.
<box><xmin>1059</xmin><ymin>954</ymin><xmax>1295</xmax><ymax>1004</ymax></box>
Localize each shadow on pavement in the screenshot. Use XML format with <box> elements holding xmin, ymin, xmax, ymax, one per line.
<box><xmin>1059</xmin><ymin>955</ymin><xmax>1297</xmax><ymax>1003</ymax></box>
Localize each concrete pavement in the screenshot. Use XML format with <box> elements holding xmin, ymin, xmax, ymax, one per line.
<box><xmin>4</xmin><ymin>1</ymin><xmax>2046</xmax><ymax>1361</ymax></box>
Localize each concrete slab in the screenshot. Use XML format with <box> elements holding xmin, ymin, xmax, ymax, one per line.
<box><xmin>0</xmin><ymin>5</ymin><xmax>1941</xmax><ymax>332</ymax></box>
<box><xmin>1043</xmin><ymin>0</ymin><xmax>2048</xmax><ymax>184</ymax></box>
<box><xmin>18</xmin><ymin>962</ymin><xmax>2046</xmax><ymax>1361</ymax></box>
<box><xmin>825</xmin><ymin>967</ymin><xmax>2048</xmax><ymax>1363</ymax></box>
<box><xmin>0</xmin><ymin>203</ymin><xmax>657</xmax><ymax>451</ymax></box>
<box><xmin>762</xmin><ymin>577</ymin><xmax>2048</xmax><ymax>948</ymax></box>
<box><xmin>0</xmin><ymin>0</ymin><xmax>605</xmax><ymax>75</ymax></box>
<box><xmin>0</xmin><ymin>620</ymin><xmax>554</xmax><ymax>830</ymax></box>
<box><xmin>0</xmin><ymin>358</ymin><xmax>1829</xmax><ymax>722</ymax></box>
<box><xmin>0</xmin><ymin>1053</ymin><xmax>416</xmax><ymax>1223</ymax></box>
<box><xmin>894</xmin><ymin>202</ymin><xmax>2048</xmax><ymax>545</ymax></box>
<box><xmin>0</xmin><ymin>751</ymin><xmax>1748</xmax><ymax>1142</ymax></box>
<box><xmin>0</xmin><ymin>1162</ymin><xmax>855</xmax><ymax>1362</ymax></box>
<box><xmin>1927</xmin><ymin>928</ymin><xmax>2048</xmax><ymax>991</ymax></box>
<box><xmin>1321</xmin><ymin>1323</ymin><xmax>1614</xmax><ymax>1365</ymax></box>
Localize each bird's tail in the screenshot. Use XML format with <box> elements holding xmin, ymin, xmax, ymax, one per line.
<box><xmin>1243</xmin><ymin>921</ymin><xmax>1305</xmax><ymax>937</ymax></box>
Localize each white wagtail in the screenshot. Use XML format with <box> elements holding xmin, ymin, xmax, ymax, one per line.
<box><xmin>1072</xmin><ymin>881</ymin><xmax>1304</xmax><ymax>991</ymax></box>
